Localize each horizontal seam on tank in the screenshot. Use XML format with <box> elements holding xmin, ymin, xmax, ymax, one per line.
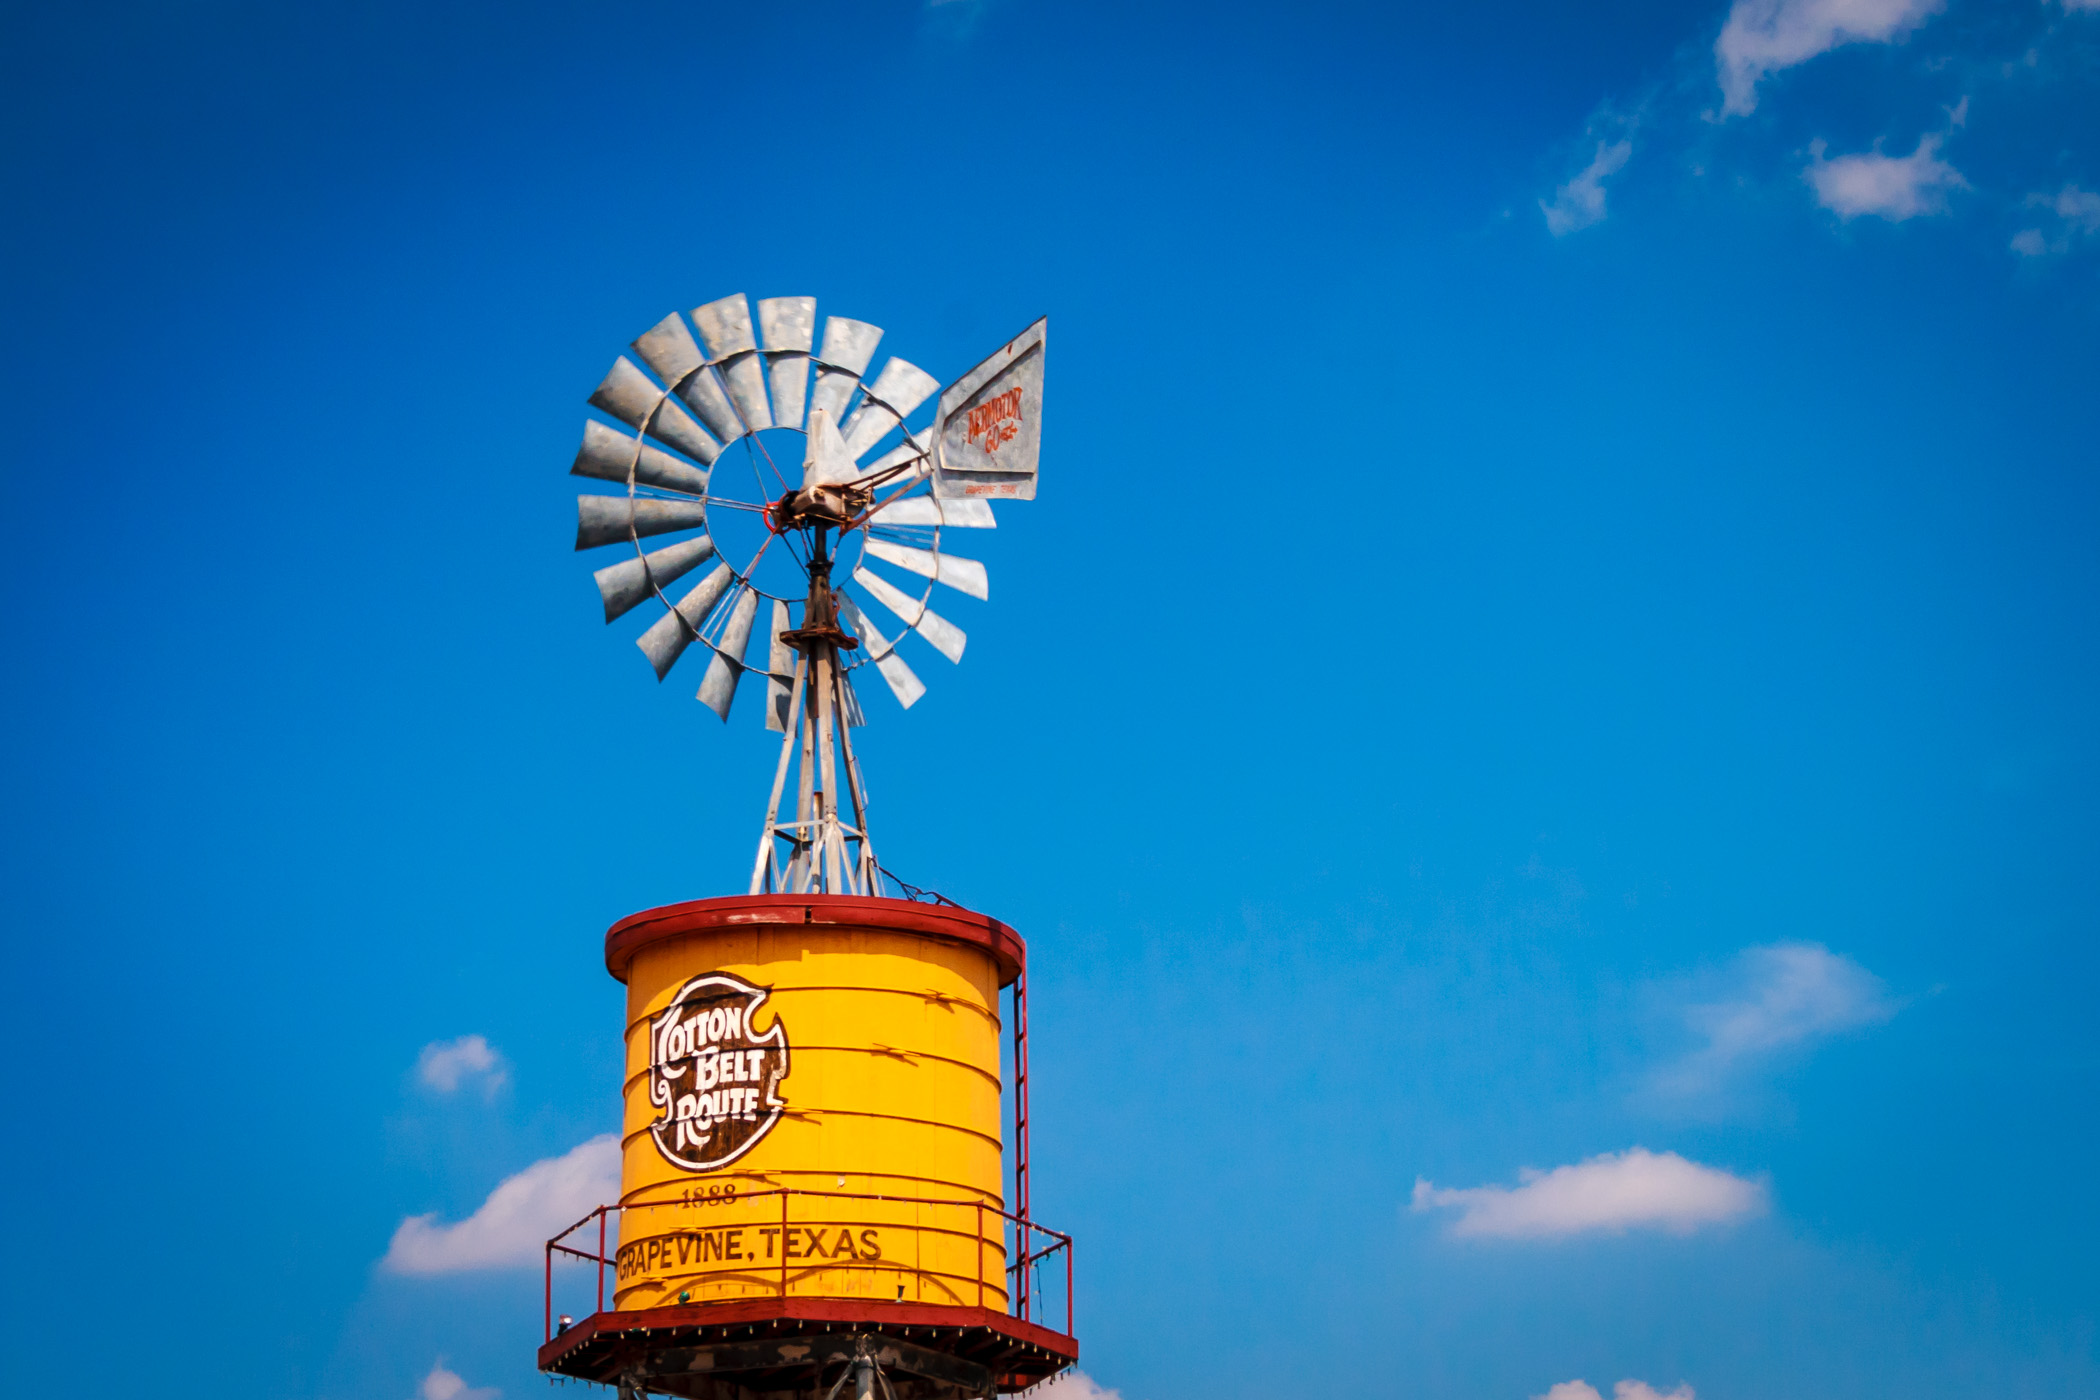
<box><xmin>620</xmin><ymin>1111</ymin><xmax>1004</xmax><ymax>1153</ymax></box>
<box><xmin>613</xmin><ymin>1255</ymin><xmax>1008</xmax><ymax>1284</ymax></box>
<box><xmin>617</xmin><ymin>1269</ymin><xmax>1007</xmax><ymax>1297</ymax></box>
<box><xmin>622</xmin><ymin>1021</ymin><xmax>1002</xmax><ymax>1056</ymax></box>
<box><xmin>617</xmin><ymin>1116</ymin><xmax>1005</xmax><ymax>1155</ymax></box>
<box><xmin>616</xmin><ymin>1217</ymin><xmax>1006</xmax><ymax>1249</ymax></box>
<box><xmin>619</xmin><ymin>1047</ymin><xmax>1002</xmax><ymax>1083</ymax></box>
<box><xmin>625</xmin><ymin>983</ymin><xmax>1003</xmax><ymax>1029</ymax></box>
<box><xmin>619</xmin><ymin>1172</ymin><xmax>1005</xmax><ymax>1210</ymax></box>
<box><xmin>606</xmin><ymin>1232</ymin><xmax>1015</xmax><ymax>1288</ymax></box>
<box><xmin>620</xmin><ymin>1182</ymin><xmax>1005</xmax><ymax>1209</ymax></box>
<box><xmin>615</xmin><ymin>1282</ymin><xmax>1011</xmax><ymax>1311</ymax></box>
<box><xmin>615</xmin><ymin>1265</ymin><xmax>1008</xmax><ymax>1303</ymax></box>
<box><xmin>619</xmin><ymin>1046</ymin><xmax>1003</xmax><ymax>1098</ymax></box>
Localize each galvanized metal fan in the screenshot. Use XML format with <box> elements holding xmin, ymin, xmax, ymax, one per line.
<box><xmin>569</xmin><ymin>293</ymin><xmax>1046</xmax><ymax>897</ymax></box>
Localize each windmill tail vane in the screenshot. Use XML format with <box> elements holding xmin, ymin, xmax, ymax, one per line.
<box><xmin>567</xmin><ymin>293</ymin><xmax>1046</xmax><ymax>897</ymax></box>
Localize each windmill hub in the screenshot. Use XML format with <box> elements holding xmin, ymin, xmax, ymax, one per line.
<box><xmin>766</xmin><ymin>482</ymin><xmax>870</xmax><ymax>535</ymax></box>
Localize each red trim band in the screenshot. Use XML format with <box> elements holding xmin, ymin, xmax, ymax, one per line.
<box><xmin>606</xmin><ymin>894</ymin><xmax>1027</xmax><ymax>987</ymax></box>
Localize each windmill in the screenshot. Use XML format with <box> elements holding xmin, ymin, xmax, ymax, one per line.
<box><xmin>545</xmin><ymin>296</ymin><xmax>1077</xmax><ymax>1400</ymax></box>
<box><xmin>570</xmin><ymin>294</ymin><xmax>1046</xmax><ymax>898</ymax></box>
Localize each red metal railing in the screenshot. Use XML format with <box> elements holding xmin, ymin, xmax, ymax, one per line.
<box><xmin>1012</xmin><ymin>969</ymin><xmax>1032</xmax><ymax>1317</ymax></box>
<box><xmin>544</xmin><ymin>1186</ymin><xmax>1072</xmax><ymax>1343</ymax></box>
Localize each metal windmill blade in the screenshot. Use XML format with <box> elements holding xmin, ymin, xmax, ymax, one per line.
<box><xmin>691</xmin><ymin>294</ymin><xmax>774</xmax><ymax>435</ymax></box>
<box><xmin>571</xmin><ymin>420</ymin><xmax>712</xmax><ymax>495</ymax></box>
<box><xmin>758</xmin><ymin>297</ymin><xmax>816</xmax><ymax>431</ymax></box>
<box><xmin>593</xmin><ymin>534</ymin><xmax>716</xmax><ymax>622</ymax></box>
<box><xmin>588</xmin><ymin>358</ymin><xmax>723</xmax><ymax>466</ymax></box>
<box><xmin>696</xmin><ymin>585</ymin><xmax>761</xmax><ymax>720</ymax></box>
<box><xmin>837</xmin><ymin>594</ymin><xmax>925</xmax><ymax>709</ymax></box>
<box><xmin>852</xmin><ymin>565</ymin><xmax>966</xmax><ymax>663</ymax></box>
<box><xmin>839</xmin><ymin>668</ymin><xmax>866</xmax><ymax>728</ymax></box>
<box><xmin>564</xmin><ymin>294</ymin><xmax>1048</xmax><ymax>897</ymax></box>
<box><xmin>839</xmin><ymin>357</ymin><xmax>941</xmax><ymax>461</ymax></box>
<box><xmin>846</xmin><ymin>495</ymin><xmax>993</xmax><ymax>663</ymax></box>
<box><xmin>860</xmin><ymin>538</ymin><xmax>989</xmax><ymax>600</ymax></box>
<box><xmin>574</xmin><ymin>495</ymin><xmax>710</xmax><ymax>550</ymax></box>
<box><xmin>630</xmin><ymin>313</ymin><xmax>745</xmax><ymax>447</ymax></box>
<box><xmin>866</xmin><ymin>496</ymin><xmax>996</xmax><ymax>529</ymax></box>
<box><xmin>634</xmin><ymin>562</ymin><xmax>735</xmax><ymax>680</ymax></box>
<box><xmin>856</xmin><ymin>429</ymin><xmax>934</xmax><ymax>486</ymax></box>
<box><xmin>808</xmin><ymin>317</ymin><xmax>882</xmax><ymax>430</ymax></box>
<box><xmin>764</xmin><ymin>599</ymin><xmax>795</xmax><ymax>732</ymax></box>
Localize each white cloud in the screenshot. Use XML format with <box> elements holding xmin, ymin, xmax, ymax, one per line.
<box><xmin>1715</xmin><ymin>0</ymin><xmax>1944</xmax><ymax>116</ymax></box>
<box><xmin>383</xmin><ymin>1134</ymin><xmax>619</xmax><ymax>1274</ymax></box>
<box><xmin>1542</xmin><ymin>140</ymin><xmax>1634</xmax><ymax>236</ymax></box>
<box><xmin>2011</xmin><ymin>183</ymin><xmax>2100</xmax><ymax>255</ymax></box>
<box><xmin>1538</xmin><ymin>1385</ymin><xmax>1694</xmax><ymax>1400</ymax></box>
<box><xmin>1804</xmin><ymin>132</ymin><xmax>1966</xmax><ymax>220</ymax></box>
<box><xmin>1655</xmin><ymin>942</ymin><xmax>1898</xmax><ymax>1095</ymax></box>
<box><xmin>2046</xmin><ymin>183</ymin><xmax>2100</xmax><ymax>227</ymax></box>
<box><xmin>416</xmin><ymin>1035</ymin><xmax>507</xmax><ymax>1096</ymax></box>
<box><xmin>1411</xmin><ymin>1148</ymin><xmax>1764</xmax><ymax>1239</ymax></box>
<box><xmin>2061</xmin><ymin>0</ymin><xmax>2100</xmax><ymax>11</ymax></box>
<box><xmin>1032</xmin><ymin>1372</ymin><xmax>1122</xmax><ymax>1400</ymax></box>
<box><xmin>419</xmin><ymin>1362</ymin><xmax>499</xmax><ymax>1400</ymax></box>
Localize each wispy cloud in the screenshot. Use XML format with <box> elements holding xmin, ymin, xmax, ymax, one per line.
<box><xmin>1542</xmin><ymin>141</ymin><xmax>1634</xmax><ymax>236</ymax></box>
<box><xmin>416</xmin><ymin>1035</ymin><xmax>507</xmax><ymax>1097</ymax></box>
<box><xmin>383</xmin><ymin>1134</ymin><xmax>618</xmax><ymax>1274</ymax></box>
<box><xmin>1539</xmin><ymin>1383</ymin><xmax>1695</xmax><ymax>1400</ymax></box>
<box><xmin>419</xmin><ymin>1361</ymin><xmax>499</xmax><ymax>1400</ymax></box>
<box><xmin>1654</xmin><ymin>942</ymin><xmax>1899</xmax><ymax>1096</ymax></box>
<box><xmin>1411</xmin><ymin>1148</ymin><xmax>1764</xmax><ymax>1240</ymax></box>
<box><xmin>922</xmin><ymin>0</ymin><xmax>991</xmax><ymax>37</ymax></box>
<box><xmin>1715</xmin><ymin>0</ymin><xmax>1945</xmax><ymax>116</ymax></box>
<box><xmin>2012</xmin><ymin>183</ymin><xmax>2100</xmax><ymax>255</ymax></box>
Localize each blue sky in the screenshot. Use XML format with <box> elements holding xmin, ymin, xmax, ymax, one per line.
<box><xmin>3</xmin><ymin>1</ymin><xmax>2098</xmax><ymax>1398</ymax></box>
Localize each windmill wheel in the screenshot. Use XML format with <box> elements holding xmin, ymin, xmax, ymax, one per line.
<box><xmin>569</xmin><ymin>293</ymin><xmax>1015</xmax><ymax>722</ymax></box>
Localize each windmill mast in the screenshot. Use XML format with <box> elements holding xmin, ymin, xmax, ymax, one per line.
<box><xmin>752</xmin><ymin>525</ymin><xmax>881</xmax><ymax>896</ymax></box>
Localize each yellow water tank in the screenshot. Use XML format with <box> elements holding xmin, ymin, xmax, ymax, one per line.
<box><xmin>606</xmin><ymin>894</ymin><xmax>1024</xmax><ymax>1313</ymax></box>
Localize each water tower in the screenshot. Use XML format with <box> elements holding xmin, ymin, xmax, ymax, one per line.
<box><xmin>537</xmin><ymin>296</ymin><xmax>1074</xmax><ymax>1400</ymax></box>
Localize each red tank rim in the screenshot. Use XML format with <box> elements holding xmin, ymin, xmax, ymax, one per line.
<box><xmin>606</xmin><ymin>893</ymin><xmax>1027</xmax><ymax>987</ymax></box>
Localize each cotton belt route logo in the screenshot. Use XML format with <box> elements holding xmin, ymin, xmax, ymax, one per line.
<box><xmin>647</xmin><ymin>972</ymin><xmax>790</xmax><ymax>1171</ymax></box>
